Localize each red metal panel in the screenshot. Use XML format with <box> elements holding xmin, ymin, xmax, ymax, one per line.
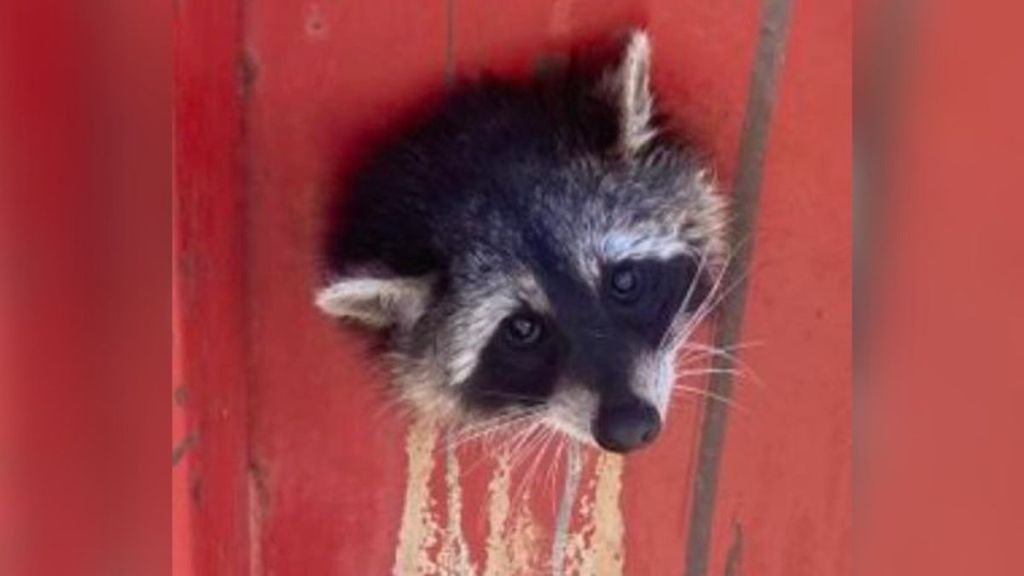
<box><xmin>173</xmin><ymin>0</ymin><xmax>855</xmax><ymax>573</ymax></box>
<box><xmin>173</xmin><ymin>0</ymin><xmax>250</xmax><ymax>574</ymax></box>
<box><xmin>243</xmin><ymin>3</ymin><xmax>448</xmax><ymax>573</ymax></box>
<box><xmin>704</xmin><ymin>1</ymin><xmax>852</xmax><ymax>574</ymax></box>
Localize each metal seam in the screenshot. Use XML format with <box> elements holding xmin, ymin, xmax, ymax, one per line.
<box><xmin>682</xmin><ymin>0</ymin><xmax>795</xmax><ymax>574</ymax></box>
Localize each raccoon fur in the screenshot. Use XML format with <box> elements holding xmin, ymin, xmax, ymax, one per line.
<box><xmin>316</xmin><ymin>30</ymin><xmax>728</xmax><ymax>453</ymax></box>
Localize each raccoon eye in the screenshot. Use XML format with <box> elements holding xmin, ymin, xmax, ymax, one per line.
<box><xmin>608</xmin><ymin>264</ymin><xmax>642</xmax><ymax>303</ymax></box>
<box><xmin>501</xmin><ymin>313</ymin><xmax>545</xmax><ymax>348</ymax></box>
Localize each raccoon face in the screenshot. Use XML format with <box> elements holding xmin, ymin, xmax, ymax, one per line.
<box><xmin>316</xmin><ymin>31</ymin><xmax>728</xmax><ymax>453</ymax></box>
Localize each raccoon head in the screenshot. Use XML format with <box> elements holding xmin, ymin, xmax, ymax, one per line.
<box><xmin>316</xmin><ymin>31</ymin><xmax>728</xmax><ymax>453</ymax></box>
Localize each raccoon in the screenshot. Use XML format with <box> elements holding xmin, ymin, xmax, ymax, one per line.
<box><xmin>316</xmin><ymin>30</ymin><xmax>728</xmax><ymax>453</ymax></box>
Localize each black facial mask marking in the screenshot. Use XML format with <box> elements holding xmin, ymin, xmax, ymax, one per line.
<box><xmin>601</xmin><ymin>254</ymin><xmax>708</xmax><ymax>347</ymax></box>
<box><xmin>460</xmin><ymin>253</ymin><xmax>708</xmax><ymax>415</ymax></box>
<box><xmin>462</xmin><ymin>309</ymin><xmax>564</xmax><ymax>412</ymax></box>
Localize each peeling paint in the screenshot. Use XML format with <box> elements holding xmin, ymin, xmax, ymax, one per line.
<box><xmin>509</xmin><ymin>503</ymin><xmax>542</xmax><ymax>574</ymax></box>
<box><xmin>483</xmin><ymin>452</ymin><xmax>513</xmax><ymax>576</ymax></box>
<box><xmin>483</xmin><ymin>449</ymin><xmax>543</xmax><ymax>576</ymax></box>
<box><xmin>393</xmin><ymin>417</ymin><xmax>441</xmax><ymax>576</ymax></box>
<box><xmin>395</xmin><ymin>421</ymin><xmax>625</xmax><ymax>575</ymax></box>
<box><xmin>590</xmin><ymin>454</ymin><xmax>625</xmax><ymax>575</ymax></box>
<box><xmin>437</xmin><ymin>434</ymin><xmax>477</xmax><ymax>575</ymax></box>
<box><xmin>550</xmin><ymin>442</ymin><xmax>582</xmax><ymax>576</ymax></box>
<box><xmin>565</xmin><ymin>453</ymin><xmax>625</xmax><ymax>576</ymax></box>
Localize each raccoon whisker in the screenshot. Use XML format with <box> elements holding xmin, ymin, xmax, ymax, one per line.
<box><xmin>678</xmin><ymin>339</ymin><xmax>764</xmax><ymax>359</ymax></box>
<box><xmin>451</xmin><ymin>406</ymin><xmax>539</xmax><ymax>437</ymax></box>
<box><xmin>505</xmin><ymin>420</ymin><xmax>547</xmax><ymax>472</ymax></box>
<box><xmin>456</xmin><ymin>440</ymin><xmax>505</xmax><ymax>480</ymax></box>
<box><xmin>505</xmin><ymin>437</ymin><xmax>539</xmax><ymax>487</ymax></box>
<box><xmin>684</xmin><ymin>262</ymin><xmax>742</xmax><ymax>331</ymax></box>
<box><xmin>514</xmin><ymin>423</ymin><xmax>549</xmax><ymax>470</ymax></box>
<box><xmin>504</xmin><ymin>417</ymin><xmax>540</xmax><ymax>448</ymax></box>
<box><xmin>726</xmin><ymin>339</ymin><xmax>765</xmax><ymax>350</ymax></box>
<box><xmin>679</xmin><ymin>342</ymin><xmax>761</xmax><ymax>379</ymax></box>
<box><xmin>676</xmin><ymin>347</ymin><xmax>739</xmax><ymax>368</ymax></box>
<box><xmin>448</xmin><ymin>407</ymin><xmax>545</xmax><ymax>449</ymax></box>
<box><xmin>464</xmin><ymin>413</ymin><xmax>544</xmax><ymax>449</ymax></box>
<box><xmin>661</xmin><ymin>242</ymin><xmax>740</xmax><ymax>349</ymax></box>
<box><xmin>661</xmin><ymin>247</ymin><xmax>714</xmax><ymax>347</ymax></box>
<box><xmin>458</xmin><ymin>413</ymin><xmax>547</xmax><ymax>479</ymax></box>
<box><xmin>682</xmin><ymin>232</ymin><xmax>757</xmax><ymax>341</ymax></box>
<box><xmin>677</xmin><ymin>342</ymin><xmax>760</xmax><ymax>373</ymax></box>
<box><xmin>673</xmin><ymin>384</ymin><xmax>748</xmax><ymax>412</ymax></box>
<box><xmin>457</xmin><ymin>440</ymin><xmax>506</xmax><ymax>480</ymax></box>
<box><xmin>512</xmin><ymin>423</ymin><xmax>557</xmax><ymax>488</ymax></box>
<box><xmin>677</xmin><ymin>247</ymin><xmax>713</xmax><ymax>326</ymax></box>
<box><xmin>460</xmin><ymin>415</ymin><xmax>533</xmax><ymax>445</ymax></box>
<box><xmin>534</xmin><ymin>431</ymin><xmax>560</xmax><ymax>503</ymax></box>
<box><xmin>676</xmin><ymin>367</ymin><xmax>760</xmax><ymax>389</ymax></box>
<box><xmin>676</xmin><ymin>341</ymin><xmax>765</xmax><ymax>388</ymax></box>
<box><xmin>446</xmin><ymin>423</ymin><xmax>509</xmax><ymax>452</ymax></box>
<box><xmin>370</xmin><ymin>396</ymin><xmax>406</xmax><ymax>422</ymax></box>
<box><xmin>512</xmin><ymin>434</ymin><xmax>544</xmax><ymax>503</ymax></box>
<box><xmin>545</xmin><ymin>435</ymin><xmax>567</xmax><ymax>513</ymax></box>
<box><xmin>458</xmin><ymin>424</ymin><xmax>528</xmax><ymax>478</ymax></box>
<box><xmin>513</xmin><ymin>427</ymin><xmax>556</xmax><ymax>505</ymax></box>
<box><xmin>677</xmin><ymin>367</ymin><xmax>744</xmax><ymax>377</ymax></box>
<box><xmin>669</xmin><ymin>263</ymin><xmax>749</xmax><ymax>350</ymax></box>
<box><xmin>675</xmin><ymin>349</ymin><xmax>719</xmax><ymax>367</ymax></box>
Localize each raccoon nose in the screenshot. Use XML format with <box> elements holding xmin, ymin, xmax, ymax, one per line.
<box><xmin>593</xmin><ymin>401</ymin><xmax>662</xmax><ymax>453</ymax></box>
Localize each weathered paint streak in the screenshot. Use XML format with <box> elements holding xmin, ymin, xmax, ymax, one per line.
<box><xmin>438</xmin><ymin>435</ymin><xmax>477</xmax><ymax>574</ymax></box>
<box><xmin>565</xmin><ymin>453</ymin><xmax>626</xmax><ymax>576</ymax></box>
<box><xmin>394</xmin><ymin>422</ymin><xmax>625</xmax><ymax>574</ymax></box>
<box><xmin>483</xmin><ymin>451</ymin><xmax>514</xmax><ymax>576</ymax></box>
<box><xmin>588</xmin><ymin>454</ymin><xmax>626</xmax><ymax>575</ymax></box>
<box><xmin>551</xmin><ymin>442</ymin><xmax>583</xmax><ymax>576</ymax></box>
<box><xmin>393</xmin><ymin>417</ymin><xmax>441</xmax><ymax>575</ymax></box>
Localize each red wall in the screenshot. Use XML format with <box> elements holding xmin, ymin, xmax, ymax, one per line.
<box><xmin>173</xmin><ymin>1</ymin><xmax>850</xmax><ymax>574</ymax></box>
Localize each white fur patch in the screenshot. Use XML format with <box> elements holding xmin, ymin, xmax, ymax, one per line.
<box><xmin>619</xmin><ymin>30</ymin><xmax>655</xmax><ymax>153</ymax></box>
<box><xmin>315</xmin><ymin>275</ymin><xmax>432</xmax><ymax>328</ymax></box>
<box><xmin>545</xmin><ymin>386</ymin><xmax>600</xmax><ymax>444</ymax></box>
<box><xmin>600</xmin><ymin>229</ymin><xmax>691</xmax><ymax>263</ymax></box>
<box><xmin>598</xmin><ymin>29</ymin><xmax>656</xmax><ymax>156</ymax></box>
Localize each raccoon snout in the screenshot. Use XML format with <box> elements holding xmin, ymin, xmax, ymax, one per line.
<box><xmin>593</xmin><ymin>400</ymin><xmax>662</xmax><ymax>453</ymax></box>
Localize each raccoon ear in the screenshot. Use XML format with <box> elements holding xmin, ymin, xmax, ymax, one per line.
<box><xmin>315</xmin><ymin>273</ymin><xmax>433</xmax><ymax>329</ymax></box>
<box><xmin>602</xmin><ymin>29</ymin><xmax>656</xmax><ymax>156</ymax></box>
